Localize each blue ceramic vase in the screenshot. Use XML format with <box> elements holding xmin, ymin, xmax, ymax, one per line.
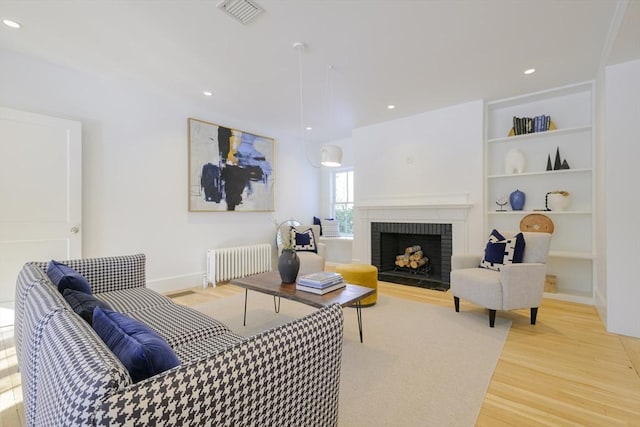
<box><xmin>509</xmin><ymin>189</ymin><xmax>526</xmax><ymax>211</ymax></box>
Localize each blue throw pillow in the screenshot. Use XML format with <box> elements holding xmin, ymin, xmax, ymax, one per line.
<box><xmin>512</xmin><ymin>232</ymin><xmax>526</xmax><ymax>263</ymax></box>
<box><xmin>63</xmin><ymin>288</ymin><xmax>112</xmax><ymax>326</ymax></box>
<box><xmin>313</xmin><ymin>216</ymin><xmax>323</xmax><ymax>236</ymax></box>
<box><xmin>47</xmin><ymin>260</ymin><xmax>92</xmax><ymax>294</ymax></box>
<box><xmin>93</xmin><ymin>307</ymin><xmax>180</xmax><ymax>383</ymax></box>
<box><xmin>479</xmin><ymin>230</ymin><xmax>526</xmax><ymax>271</ymax></box>
<box><xmin>290</xmin><ymin>227</ymin><xmax>317</xmax><ymax>253</ymax></box>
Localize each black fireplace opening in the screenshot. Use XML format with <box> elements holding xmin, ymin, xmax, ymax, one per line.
<box><xmin>371</xmin><ymin>222</ymin><xmax>452</xmax><ymax>291</ymax></box>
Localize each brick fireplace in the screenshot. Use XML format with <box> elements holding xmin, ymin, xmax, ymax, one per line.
<box><xmin>352</xmin><ymin>193</ymin><xmax>476</xmax><ymax>289</ymax></box>
<box><xmin>371</xmin><ymin>222</ymin><xmax>452</xmax><ymax>290</ymax></box>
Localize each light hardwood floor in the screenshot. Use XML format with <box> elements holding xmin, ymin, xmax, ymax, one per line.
<box><xmin>3</xmin><ymin>281</ymin><xmax>640</xmax><ymax>426</ymax></box>
<box><xmin>374</xmin><ymin>282</ymin><xmax>640</xmax><ymax>426</ymax></box>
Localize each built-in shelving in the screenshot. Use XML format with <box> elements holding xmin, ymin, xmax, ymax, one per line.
<box><xmin>485</xmin><ymin>81</ymin><xmax>595</xmax><ymax>304</ymax></box>
<box><xmin>487</xmin><ymin>125</ymin><xmax>592</xmax><ymax>144</ymax></box>
<box><xmin>549</xmin><ymin>251</ymin><xmax>593</xmax><ymax>260</ymax></box>
<box><xmin>487</xmin><ymin>168</ymin><xmax>591</xmax><ymax>179</ymax></box>
<box><xmin>488</xmin><ymin>211</ymin><xmax>591</xmax><ymax>215</ymax></box>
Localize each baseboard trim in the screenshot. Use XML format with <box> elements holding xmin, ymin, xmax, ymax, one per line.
<box><xmin>147</xmin><ymin>272</ymin><xmax>204</xmax><ymax>294</ymax></box>
<box><xmin>594</xmin><ymin>288</ymin><xmax>607</xmax><ymax>327</ymax></box>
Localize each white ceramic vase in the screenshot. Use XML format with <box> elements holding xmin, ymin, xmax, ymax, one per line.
<box><xmin>505</xmin><ymin>148</ymin><xmax>525</xmax><ymax>174</ymax></box>
<box><xmin>547</xmin><ymin>193</ymin><xmax>570</xmax><ymax>211</ymax></box>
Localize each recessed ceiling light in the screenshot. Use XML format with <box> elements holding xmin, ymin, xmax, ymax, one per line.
<box><xmin>2</xmin><ymin>19</ymin><xmax>22</xmax><ymax>29</ymax></box>
<box><xmin>203</xmin><ymin>91</ymin><xmax>213</xmax><ymax>96</ymax></box>
<box><xmin>524</xmin><ymin>68</ymin><xmax>536</xmax><ymax>75</ymax></box>
<box><xmin>305</xmin><ymin>126</ymin><xmax>312</xmax><ymax>131</ymax></box>
<box><xmin>387</xmin><ymin>104</ymin><xmax>396</xmax><ymax>110</ymax></box>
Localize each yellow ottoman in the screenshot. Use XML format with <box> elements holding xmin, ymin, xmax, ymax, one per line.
<box><xmin>335</xmin><ymin>264</ymin><xmax>378</xmax><ymax>307</ymax></box>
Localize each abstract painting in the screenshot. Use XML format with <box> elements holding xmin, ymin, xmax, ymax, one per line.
<box><xmin>188</xmin><ymin>118</ymin><xmax>275</xmax><ymax>211</ymax></box>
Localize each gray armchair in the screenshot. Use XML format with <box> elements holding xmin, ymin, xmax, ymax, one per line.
<box><xmin>450</xmin><ymin>231</ymin><xmax>552</xmax><ymax>327</ymax></box>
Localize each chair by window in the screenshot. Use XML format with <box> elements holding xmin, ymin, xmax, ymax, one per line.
<box><xmin>276</xmin><ymin>220</ymin><xmax>326</xmax><ymax>275</ymax></box>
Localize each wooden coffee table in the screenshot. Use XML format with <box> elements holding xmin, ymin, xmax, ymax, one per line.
<box><xmin>231</xmin><ymin>270</ymin><xmax>375</xmax><ymax>342</ymax></box>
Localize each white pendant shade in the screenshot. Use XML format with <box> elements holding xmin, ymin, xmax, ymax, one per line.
<box><xmin>295</xmin><ymin>43</ymin><xmax>343</xmax><ymax>168</ymax></box>
<box><xmin>321</xmin><ymin>145</ymin><xmax>342</xmax><ymax>167</ymax></box>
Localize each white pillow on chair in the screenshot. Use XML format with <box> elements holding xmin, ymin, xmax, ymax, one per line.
<box><xmin>290</xmin><ymin>227</ymin><xmax>317</xmax><ymax>253</ymax></box>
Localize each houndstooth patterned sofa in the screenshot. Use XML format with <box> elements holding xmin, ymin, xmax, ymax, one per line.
<box><xmin>15</xmin><ymin>254</ymin><xmax>344</xmax><ymax>426</ymax></box>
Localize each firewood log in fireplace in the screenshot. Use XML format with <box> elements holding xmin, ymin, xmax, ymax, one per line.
<box><xmin>410</xmin><ymin>257</ymin><xmax>428</xmax><ymax>269</ymax></box>
<box><xmin>395</xmin><ymin>245</ymin><xmax>429</xmax><ymax>270</ymax></box>
<box><xmin>395</xmin><ymin>254</ymin><xmax>410</xmax><ymax>267</ymax></box>
<box><xmin>395</xmin><ymin>256</ymin><xmax>429</xmax><ymax>269</ymax></box>
<box><xmin>404</xmin><ymin>245</ymin><xmax>421</xmax><ymax>255</ymax></box>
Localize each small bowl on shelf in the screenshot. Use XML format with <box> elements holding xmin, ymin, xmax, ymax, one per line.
<box><xmin>546</xmin><ymin>191</ymin><xmax>570</xmax><ymax>211</ymax></box>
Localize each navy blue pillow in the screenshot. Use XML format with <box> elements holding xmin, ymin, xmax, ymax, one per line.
<box><xmin>63</xmin><ymin>288</ymin><xmax>112</xmax><ymax>326</ymax></box>
<box><xmin>93</xmin><ymin>307</ymin><xmax>180</xmax><ymax>383</ymax></box>
<box><xmin>47</xmin><ymin>260</ymin><xmax>92</xmax><ymax>294</ymax></box>
<box><xmin>479</xmin><ymin>230</ymin><xmax>526</xmax><ymax>271</ymax></box>
<box><xmin>512</xmin><ymin>232</ymin><xmax>526</xmax><ymax>263</ymax></box>
<box><xmin>290</xmin><ymin>227</ymin><xmax>317</xmax><ymax>253</ymax></box>
<box><xmin>313</xmin><ymin>216</ymin><xmax>323</xmax><ymax>236</ymax></box>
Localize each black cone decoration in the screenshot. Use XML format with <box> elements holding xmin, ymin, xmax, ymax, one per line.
<box><xmin>554</xmin><ymin>147</ymin><xmax>562</xmax><ymax>170</ymax></box>
<box><xmin>546</xmin><ymin>154</ymin><xmax>553</xmax><ymax>171</ymax></box>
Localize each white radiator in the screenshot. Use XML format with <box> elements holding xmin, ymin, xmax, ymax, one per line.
<box><xmin>206</xmin><ymin>244</ymin><xmax>272</xmax><ymax>287</ymax></box>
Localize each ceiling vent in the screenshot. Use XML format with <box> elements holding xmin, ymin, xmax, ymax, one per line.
<box><xmin>217</xmin><ymin>0</ymin><xmax>264</xmax><ymax>24</ymax></box>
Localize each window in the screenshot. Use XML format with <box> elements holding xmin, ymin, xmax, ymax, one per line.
<box><xmin>333</xmin><ymin>169</ymin><xmax>354</xmax><ymax>236</ymax></box>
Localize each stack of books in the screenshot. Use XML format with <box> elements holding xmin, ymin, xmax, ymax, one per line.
<box><xmin>511</xmin><ymin>115</ymin><xmax>551</xmax><ymax>135</ymax></box>
<box><xmin>296</xmin><ymin>272</ymin><xmax>345</xmax><ymax>295</ymax></box>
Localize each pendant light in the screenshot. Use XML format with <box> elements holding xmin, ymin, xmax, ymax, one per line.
<box><xmin>321</xmin><ymin>65</ymin><xmax>343</xmax><ymax>167</ymax></box>
<box><xmin>294</xmin><ymin>42</ymin><xmax>342</xmax><ymax>168</ymax></box>
<box><xmin>321</xmin><ymin>145</ymin><xmax>342</xmax><ymax>167</ymax></box>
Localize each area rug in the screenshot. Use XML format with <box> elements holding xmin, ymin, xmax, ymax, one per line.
<box><xmin>192</xmin><ymin>292</ymin><xmax>510</xmax><ymax>426</ymax></box>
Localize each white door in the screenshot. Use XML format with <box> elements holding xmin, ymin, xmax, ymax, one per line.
<box><xmin>0</xmin><ymin>107</ymin><xmax>82</xmax><ymax>309</ymax></box>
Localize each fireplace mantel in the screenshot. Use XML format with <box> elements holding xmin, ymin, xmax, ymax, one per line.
<box><xmin>357</xmin><ymin>192</ymin><xmax>472</xmax><ymax>209</ymax></box>
<box><xmin>352</xmin><ymin>193</ymin><xmax>474</xmax><ymax>264</ymax></box>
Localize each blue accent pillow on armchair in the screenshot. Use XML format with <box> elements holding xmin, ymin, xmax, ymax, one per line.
<box><xmin>479</xmin><ymin>230</ymin><xmax>526</xmax><ymax>271</ymax></box>
<box><xmin>290</xmin><ymin>227</ymin><xmax>318</xmax><ymax>253</ymax></box>
<box><xmin>47</xmin><ymin>260</ymin><xmax>93</xmax><ymax>295</ymax></box>
<box><xmin>92</xmin><ymin>307</ymin><xmax>180</xmax><ymax>383</ymax></box>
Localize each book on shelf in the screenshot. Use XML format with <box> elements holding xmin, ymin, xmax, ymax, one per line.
<box><xmin>511</xmin><ymin>114</ymin><xmax>552</xmax><ymax>136</ymax></box>
<box><xmin>534</xmin><ymin>115</ymin><xmax>541</xmax><ymax>132</ymax></box>
<box><xmin>297</xmin><ymin>271</ymin><xmax>344</xmax><ymax>288</ymax></box>
<box><xmin>295</xmin><ymin>281</ymin><xmax>346</xmax><ymax>295</ymax></box>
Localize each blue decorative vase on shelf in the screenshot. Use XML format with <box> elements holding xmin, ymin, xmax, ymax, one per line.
<box><xmin>509</xmin><ymin>189</ymin><xmax>526</xmax><ymax>211</ymax></box>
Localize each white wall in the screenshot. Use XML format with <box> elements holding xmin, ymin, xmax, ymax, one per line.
<box><xmin>605</xmin><ymin>59</ymin><xmax>640</xmax><ymax>338</ymax></box>
<box><xmin>351</xmin><ymin>100</ymin><xmax>485</xmax><ymax>255</ymax></box>
<box><xmin>0</xmin><ymin>48</ymin><xmax>320</xmax><ymax>293</ymax></box>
